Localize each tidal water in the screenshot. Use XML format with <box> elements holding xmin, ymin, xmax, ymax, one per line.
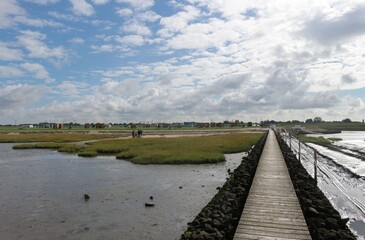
<box><xmin>0</xmin><ymin>143</ymin><xmax>245</xmax><ymax>240</ymax></box>
<box><xmin>286</xmin><ymin>132</ymin><xmax>365</xmax><ymax>239</ymax></box>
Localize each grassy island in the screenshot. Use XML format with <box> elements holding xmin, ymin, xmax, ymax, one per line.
<box><xmin>12</xmin><ymin>132</ymin><xmax>264</xmax><ymax>164</ymax></box>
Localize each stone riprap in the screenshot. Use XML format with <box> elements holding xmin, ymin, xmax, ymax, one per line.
<box><xmin>180</xmin><ymin>132</ymin><xmax>268</xmax><ymax>240</ymax></box>
<box><xmin>276</xmin><ymin>132</ymin><xmax>357</xmax><ymax>240</ymax></box>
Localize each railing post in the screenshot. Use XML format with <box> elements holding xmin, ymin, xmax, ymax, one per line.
<box><xmin>298</xmin><ymin>140</ymin><xmax>301</xmax><ymax>162</ymax></box>
<box><xmin>314</xmin><ymin>149</ymin><xmax>318</xmax><ymax>183</ymax></box>
<box><xmin>289</xmin><ymin>134</ymin><xmax>292</xmax><ymax>150</ymax></box>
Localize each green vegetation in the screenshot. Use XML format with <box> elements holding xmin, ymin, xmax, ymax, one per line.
<box><xmin>13</xmin><ymin>143</ymin><xmax>86</xmax><ymax>153</ymax></box>
<box><xmin>279</xmin><ymin>122</ymin><xmax>365</xmax><ymax>131</ymax></box>
<box><xmin>296</xmin><ymin>135</ymin><xmax>331</xmax><ymax>146</ymax></box>
<box><xmin>327</xmin><ymin>137</ymin><xmax>342</xmax><ymax>142</ymax></box>
<box><xmin>0</xmin><ymin>133</ymin><xmax>118</xmax><ymax>143</ymax></box>
<box><xmin>13</xmin><ymin>133</ymin><xmax>264</xmax><ymax>164</ymax></box>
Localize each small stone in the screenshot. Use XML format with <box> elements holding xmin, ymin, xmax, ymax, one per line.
<box><xmin>149</xmin><ymin>196</ymin><xmax>153</xmax><ymax>200</ymax></box>
<box><xmin>308</xmin><ymin>207</ymin><xmax>319</xmax><ymax>216</ymax></box>
<box><xmin>145</xmin><ymin>202</ymin><xmax>155</xmax><ymax>207</ymax></box>
<box><xmin>325</xmin><ymin>217</ymin><xmax>339</xmax><ymax>230</ymax></box>
<box><xmin>84</xmin><ymin>194</ymin><xmax>90</xmax><ymax>201</ymax></box>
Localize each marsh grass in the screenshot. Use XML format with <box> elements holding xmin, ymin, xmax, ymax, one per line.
<box><xmin>296</xmin><ymin>135</ymin><xmax>331</xmax><ymax>146</ymax></box>
<box><xmin>328</xmin><ymin>137</ymin><xmax>342</xmax><ymax>142</ymax></box>
<box><xmin>88</xmin><ymin>133</ymin><xmax>263</xmax><ymax>164</ymax></box>
<box><xmin>0</xmin><ymin>133</ymin><xmax>118</xmax><ymax>143</ymax></box>
<box><xmin>12</xmin><ymin>133</ymin><xmax>263</xmax><ymax>164</ymax></box>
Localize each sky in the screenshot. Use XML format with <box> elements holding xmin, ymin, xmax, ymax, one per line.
<box><xmin>1</xmin><ymin>0</ymin><xmax>365</xmax><ymax>124</ymax></box>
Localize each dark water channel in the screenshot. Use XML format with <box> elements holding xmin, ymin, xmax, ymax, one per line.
<box><xmin>0</xmin><ymin>144</ymin><xmax>245</xmax><ymax>240</ymax></box>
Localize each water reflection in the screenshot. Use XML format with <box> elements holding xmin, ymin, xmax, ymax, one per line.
<box><xmin>0</xmin><ymin>143</ymin><xmax>245</xmax><ymax>240</ymax></box>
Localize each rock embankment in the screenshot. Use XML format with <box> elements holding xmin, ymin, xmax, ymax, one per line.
<box><xmin>180</xmin><ymin>131</ymin><xmax>268</xmax><ymax>240</ymax></box>
<box><xmin>276</xmin><ymin>132</ymin><xmax>356</xmax><ymax>240</ymax></box>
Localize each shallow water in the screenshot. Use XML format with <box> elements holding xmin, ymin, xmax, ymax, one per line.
<box><xmin>283</xmin><ymin>135</ymin><xmax>365</xmax><ymax>239</ymax></box>
<box><xmin>0</xmin><ymin>143</ymin><xmax>245</xmax><ymax>240</ymax></box>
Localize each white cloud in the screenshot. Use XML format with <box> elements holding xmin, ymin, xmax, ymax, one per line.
<box><xmin>158</xmin><ymin>5</ymin><xmax>201</xmax><ymax>37</ymax></box>
<box><xmin>20</xmin><ymin>62</ymin><xmax>51</xmax><ymax>80</ymax></box>
<box><xmin>121</xmin><ymin>21</ymin><xmax>151</xmax><ymax>36</ymax></box>
<box><xmin>116</xmin><ymin>8</ymin><xmax>133</xmax><ymax>17</ymax></box>
<box><xmin>136</xmin><ymin>11</ymin><xmax>160</xmax><ymax>22</ymax></box>
<box><xmin>12</xmin><ymin>15</ymin><xmax>64</xmax><ymax>28</ymax></box>
<box><xmin>116</xmin><ymin>0</ymin><xmax>154</xmax><ymax>10</ymax></box>
<box><xmin>0</xmin><ymin>42</ymin><xmax>23</xmax><ymax>61</ymax></box>
<box><xmin>17</xmin><ymin>30</ymin><xmax>68</xmax><ymax>64</ymax></box>
<box><xmin>69</xmin><ymin>0</ymin><xmax>95</xmax><ymax>16</ymax></box>
<box><xmin>90</xmin><ymin>0</ymin><xmax>109</xmax><ymax>4</ymax></box>
<box><xmin>0</xmin><ymin>0</ymin><xmax>26</xmax><ymax>28</ymax></box>
<box><xmin>25</xmin><ymin>0</ymin><xmax>59</xmax><ymax>4</ymax></box>
<box><xmin>0</xmin><ymin>66</ymin><xmax>24</xmax><ymax>78</ymax></box>
<box><xmin>69</xmin><ymin>37</ymin><xmax>85</xmax><ymax>44</ymax></box>
<box><xmin>116</xmin><ymin>35</ymin><xmax>145</xmax><ymax>46</ymax></box>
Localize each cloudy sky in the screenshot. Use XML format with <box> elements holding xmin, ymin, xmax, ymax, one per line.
<box><xmin>1</xmin><ymin>0</ymin><xmax>365</xmax><ymax>124</ymax></box>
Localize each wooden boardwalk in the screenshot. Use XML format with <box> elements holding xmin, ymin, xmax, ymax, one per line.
<box><xmin>234</xmin><ymin>130</ymin><xmax>311</xmax><ymax>240</ymax></box>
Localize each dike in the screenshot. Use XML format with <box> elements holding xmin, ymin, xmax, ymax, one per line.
<box><xmin>276</xmin><ymin>132</ymin><xmax>357</xmax><ymax>240</ymax></box>
<box><xmin>180</xmin><ymin>131</ymin><xmax>268</xmax><ymax>240</ymax></box>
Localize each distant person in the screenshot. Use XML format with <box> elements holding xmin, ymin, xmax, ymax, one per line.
<box><xmin>132</xmin><ymin>130</ymin><xmax>135</xmax><ymax>138</ymax></box>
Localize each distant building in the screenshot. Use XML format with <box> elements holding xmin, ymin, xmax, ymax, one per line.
<box><xmin>53</xmin><ymin>123</ymin><xmax>63</xmax><ymax>129</ymax></box>
<box><xmin>20</xmin><ymin>124</ymin><xmax>34</xmax><ymax>129</ymax></box>
<box><xmin>183</xmin><ymin>122</ymin><xmax>196</xmax><ymax>127</ymax></box>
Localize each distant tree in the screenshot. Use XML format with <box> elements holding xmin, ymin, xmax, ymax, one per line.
<box><xmin>247</xmin><ymin>122</ymin><xmax>253</xmax><ymax>127</ymax></box>
<box><xmin>292</xmin><ymin>120</ymin><xmax>301</xmax><ymax>123</ymax></box>
<box><xmin>305</xmin><ymin>118</ymin><xmax>313</xmax><ymax>123</ymax></box>
<box><xmin>313</xmin><ymin>117</ymin><xmax>323</xmax><ymax>123</ymax></box>
<box><xmin>342</xmin><ymin>118</ymin><xmax>352</xmax><ymax>123</ymax></box>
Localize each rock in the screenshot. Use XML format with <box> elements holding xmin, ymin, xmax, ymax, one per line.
<box><xmin>325</xmin><ymin>218</ymin><xmax>339</xmax><ymax>230</ymax></box>
<box><xmin>338</xmin><ymin>218</ymin><xmax>349</xmax><ymax>227</ymax></box>
<box><xmin>145</xmin><ymin>202</ymin><xmax>155</xmax><ymax>207</ymax></box>
<box><xmin>183</xmin><ymin>231</ymin><xmax>192</xmax><ymax>238</ymax></box>
<box><xmin>308</xmin><ymin>207</ymin><xmax>319</xmax><ymax>216</ymax></box>
<box><xmin>84</xmin><ymin>194</ymin><xmax>90</xmax><ymax>201</ymax></box>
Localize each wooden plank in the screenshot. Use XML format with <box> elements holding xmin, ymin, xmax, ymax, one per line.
<box><xmin>233</xmin><ymin>129</ymin><xmax>311</xmax><ymax>240</ymax></box>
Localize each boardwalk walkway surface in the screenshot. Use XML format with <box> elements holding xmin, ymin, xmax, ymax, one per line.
<box><xmin>234</xmin><ymin>129</ymin><xmax>311</xmax><ymax>240</ymax></box>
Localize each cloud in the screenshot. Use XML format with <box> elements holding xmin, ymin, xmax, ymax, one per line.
<box><xmin>158</xmin><ymin>5</ymin><xmax>201</xmax><ymax>37</ymax></box>
<box><xmin>121</xmin><ymin>21</ymin><xmax>151</xmax><ymax>36</ymax></box>
<box><xmin>116</xmin><ymin>35</ymin><xmax>145</xmax><ymax>46</ymax></box>
<box><xmin>25</xmin><ymin>0</ymin><xmax>59</xmax><ymax>4</ymax></box>
<box><xmin>0</xmin><ymin>66</ymin><xmax>24</xmax><ymax>78</ymax></box>
<box><xmin>116</xmin><ymin>8</ymin><xmax>133</xmax><ymax>17</ymax></box>
<box><xmin>116</xmin><ymin>0</ymin><xmax>154</xmax><ymax>10</ymax></box>
<box><xmin>0</xmin><ymin>84</ymin><xmax>45</xmax><ymax>110</ymax></box>
<box><xmin>55</xmin><ymin>81</ymin><xmax>90</xmax><ymax>96</ymax></box>
<box><xmin>69</xmin><ymin>37</ymin><xmax>85</xmax><ymax>44</ymax></box>
<box><xmin>0</xmin><ymin>0</ymin><xmax>26</xmax><ymax>28</ymax></box>
<box><xmin>300</xmin><ymin>4</ymin><xmax>365</xmax><ymax>45</ymax></box>
<box><xmin>69</xmin><ymin>0</ymin><xmax>95</xmax><ymax>16</ymax></box>
<box><xmin>0</xmin><ymin>42</ymin><xmax>23</xmax><ymax>61</ymax></box>
<box><xmin>20</xmin><ymin>62</ymin><xmax>51</xmax><ymax>80</ymax></box>
<box><xmin>341</xmin><ymin>74</ymin><xmax>357</xmax><ymax>84</ymax></box>
<box><xmin>17</xmin><ymin>30</ymin><xmax>68</xmax><ymax>64</ymax></box>
<box><xmin>90</xmin><ymin>0</ymin><xmax>109</xmax><ymax>4</ymax></box>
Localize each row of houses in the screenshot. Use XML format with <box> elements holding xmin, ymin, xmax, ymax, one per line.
<box><xmin>17</xmin><ymin>121</ymin><xmax>260</xmax><ymax>129</ymax></box>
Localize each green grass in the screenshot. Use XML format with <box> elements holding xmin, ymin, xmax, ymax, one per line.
<box><xmin>296</xmin><ymin>135</ymin><xmax>332</xmax><ymax>146</ymax></box>
<box><xmin>13</xmin><ymin>133</ymin><xmax>264</xmax><ymax>164</ymax></box>
<box><xmin>0</xmin><ymin>133</ymin><xmax>119</xmax><ymax>143</ymax></box>
<box><xmin>327</xmin><ymin>137</ymin><xmax>342</xmax><ymax>142</ymax></box>
<box><xmin>278</xmin><ymin>122</ymin><xmax>365</xmax><ymax>131</ymax></box>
